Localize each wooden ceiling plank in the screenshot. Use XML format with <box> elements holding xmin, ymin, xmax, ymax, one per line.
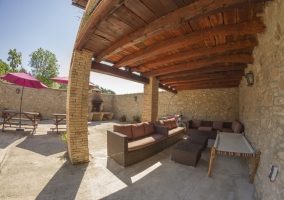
<box><xmin>175</xmin><ymin>83</ymin><xmax>239</xmax><ymax>91</ymax></box>
<box><xmin>142</xmin><ymin>54</ymin><xmax>253</xmax><ymax>77</ymax></box>
<box><xmin>169</xmin><ymin>77</ymin><xmax>243</xmax><ymax>87</ymax></box>
<box><xmin>112</xmin><ymin>5</ymin><xmax>147</xmax><ymax>29</ymax></box>
<box><xmin>96</xmin><ymin>0</ymin><xmax>267</xmax><ymax>62</ymax></box>
<box><xmin>124</xmin><ymin>0</ymin><xmax>157</xmax><ymax>23</ymax></box>
<box><xmin>75</xmin><ymin>0</ymin><xmax>124</xmax><ymax>51</ymax></box>
<box><xmin>173</xmin><ymin>0</ymin><xmax>186</xmax><ymax>8</ymax></box>
<box><xmin>158</xmin><ymin>64</ymin><xmax>247</xmax><ymax>80</ymax></box>
<box><xmin>140</xmin><ymin>0</ymin><xmax>169</xmax><ymax>18</ymax></box>
<box><xmin>132</xmin><ymin>39</ymin><xmax>257</xmax><ymax>72</ymax></box>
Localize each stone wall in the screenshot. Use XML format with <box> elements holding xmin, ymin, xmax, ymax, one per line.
<box><xmin>113</xmin><ymin>88</ymin><xmax>239</xmax><ymax>123</ymax></box>
<box><xmin>239</xmin><ymin>1</ymin><xmax>284</xmax><ymax>199</ymax></box>
<box><xmin>0</xmin><ymin>80</ymin><xmax>239</xmax><ymax>123</ymax></box>
<box><xmin>0</xmin><ymin>81</ymin><xmax>66</xmax><ymax>119</ymax></box>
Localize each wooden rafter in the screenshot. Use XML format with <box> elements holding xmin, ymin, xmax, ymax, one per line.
<box><xmin>161</xmin><ymin>71</ymin><xmax>244</xmax><ymax>85</ymax></box>
<box><xmin>96</xmin><ymin>0</ymin><xmax>268</xmax><ymax>63</ymax></box>
<box><xmin>114</xmin><ymin>20</ymin><xmax>264</xmax><ymax>68</ymax></box>
<box><xmin>174</xmin><ymin>84</ymin><xmax>239</xmax><ymax>91</ymax></box>
<box><xmin>132</xmin><ymin>39</ymin><xmax>257</xmax><ymax>72</ymax></box>
<box><xmin>169</xmin><ymin>77</ymin><xmax>243</xmax><ymax>86</ymax></box>
<box><xmin>91</xmin><ymin>62</ymin><xmax>177</xmax><ymax>94</ymax></box>
<box><xmin>158</xmin><ymin>64</ymin><xmax>247</xmax><ymax>80</ymax></box>
<box><xmin>143</xmin><ymin>54</ymin><xmax>253</xmax><ymax>77</ymax></box>
<box><xmin>91</xmin><ymin>62</ymin><xmax>149</xmax><ymax>84</ymax></box>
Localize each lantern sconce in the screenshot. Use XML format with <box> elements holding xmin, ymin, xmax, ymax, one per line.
<box><xmin>245</xmin><ymin>71</ymin><xmax>254</xmax><ymax>87</ymax></box>
<box><xmin>134</xmin><ymin>96</ymin><xmax>137</xmax><ymax>101</ymax></box>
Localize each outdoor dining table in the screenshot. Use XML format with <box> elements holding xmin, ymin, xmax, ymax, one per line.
<box><xmin>1</xmin><ymin>110</ymin><xmax>39</xmax><ymax>133</ymax></box>
<box><xmin>53</xmin><ymin>113</ymin><xmax>66</xmax><ymax>134</ymax></box>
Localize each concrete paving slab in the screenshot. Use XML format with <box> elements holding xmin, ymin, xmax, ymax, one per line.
<box><xmin>0</xmin><ymin>119</ymin><xmax>256</xmax><ymax>200</ymax></box>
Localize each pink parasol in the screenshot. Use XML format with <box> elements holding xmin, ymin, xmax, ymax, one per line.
<box><xmin>0</xmin><ymin>72</ymin><xmax>47</xmax><ymax>131</ymax></box>
<box><xmin>50</xmin><ymin>76</ymin><xmax>95</xmax><ymax>88</ymax></box>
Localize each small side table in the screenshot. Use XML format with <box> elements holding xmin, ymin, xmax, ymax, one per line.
<box><xmin>171</xmin><ymin>142</ymin><xmax>202</xmax><ymax>167</ymax></box>
<box><xmin>186</xmin><ymin>135</ymin><xmax>208</xmax><ymax>151</ymax></box>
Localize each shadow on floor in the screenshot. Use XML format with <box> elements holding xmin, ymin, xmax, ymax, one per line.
<box><xmin>0</xmin><ymin>130</ymin><xmax>31</xmax><ymax>149</ymax></box>
<box><xmin>35</xmin><ymin>161</ymin><xmax>89</xmax><ymax>200</ymax></box>
<box><xmin>16</xmin><ymin>132</ymin><xmax>66</xmax><ymax>156</ymax></box>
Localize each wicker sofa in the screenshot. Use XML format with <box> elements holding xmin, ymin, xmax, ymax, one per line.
<box><xmin>154</xmin><ymin>119</ymin><xmax>185</xmax><ymax>147</ymax></box>
<box><xmin>186</xmin><ymin>120</ymin><xmax>243</xmax><ymax>139</ymax></box>
<box><xmin>107</xmin><ymin>120</ymin><xmax>185</xmax><ymax>167</ymax></box>
<box><xmin>107</xmin><ymin>122</ymin><xmax>168</xmax><ymax>167</ymax></box>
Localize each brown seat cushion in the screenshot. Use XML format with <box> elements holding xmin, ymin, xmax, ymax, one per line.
<box><xmin>144</xmin><ymin>122</ymin><xmax>155</xmax><ymax>135</ymax></box>
<box><xmin>232</xmin><ymin>121</ymin><xmax>238</xmax><ymax>130</ymax></box>
<box><xmin>213</xmin><ymin>121</ymin><xmax>223</xmax><ymax>130</ymax></box>
<box><xmin>132</xmin><ymin>123</ymin><xmax>145</xmax><ymax>139</ymax></box>
<box><xmin>163</xmin><ymin>120</ymin><xmax>171</xmax><ymax>129</ymax></box>
<box><xmin>113</xmin><ymin>124</ymin><xmax>133</xmax><ymax>139</ymax></box>
<box><xmin>233</xmin><ymin>122</ymin><xmax>242</xmax><ymax>133</ymax></box>
<box><xmin>128</xmin><ymin>134</ymin><xmax>167</xmax><ymax>151</ymax></box>
<box><xmin>168</xmin><ymin>127</ymin><xmax>185</xmax><ymax>137</ymax></box>
<box><xmin>169</xmin><ymin>119</ymin><xmax>177</xmax><ymax>129</ymax></box>
<box><xmin>198</xmin><ymin>127</ymin><xmax>213</xmax><ymax>131</ymax></box>
<box><xmin>222</xmin><ymin>128</ymin><xmax>234</xmax><ymax>133</ymax></box>
<box><xmin>191</xmin><ymin>120</ymin><xmax>202</xmax><ymax>128</ymax></box>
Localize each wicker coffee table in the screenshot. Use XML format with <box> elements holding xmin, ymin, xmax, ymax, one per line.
<box><xmin>171</xmin><ymin>142</ymin><xmax>202</xmax><ymax>167</ymax></box>
<box><xmin>186</xmin><ymin>135</ymin><xmax>208</xmax><ymax>151</ymax></box>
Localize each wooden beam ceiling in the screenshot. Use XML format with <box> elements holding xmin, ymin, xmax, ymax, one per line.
<box><xmin>113</xmin><ymin>20</ymin><xmax>264</xmax><ymax>68</ymax></box>
<box><xmin>96</xmin><ymin>0</ymin><xmax>267</xmax><ymax>63</ymax></box>
<box><xmin>143</xmin><ymin>54</ymin><xmax>253</xmax><ymax>77</ymax></box>
<box><xmin>158</xmin><ymin>64</ymin><xmax>247</xmax><ymax>80</ymax></box>
<box><xmin>131</xmin><ymin>39</ymin><xmax>257</xmax><ymax>72</ymax></box>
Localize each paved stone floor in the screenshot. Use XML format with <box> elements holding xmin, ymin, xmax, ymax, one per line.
<box><xmin>0</xmin><ymin>120</ymin><xmax>255</xmax><ymax>200</ymax></box>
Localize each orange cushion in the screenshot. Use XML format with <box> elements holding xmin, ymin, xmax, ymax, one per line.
<box><xmin>163</xmin><ymin>120</ymin><xmax>171</xmax><ymax>129</ymax></box>
<box><xmin>132</xmin><ymin>123</ymin><xmax>145</xmax><ymax>139</ymax></box>
<box><xmin>113</xmin><ymin>124</ymin><xmax>133</xmax><ymax>140</ymax></box>
<box><xmin>144</xmin><ymin>122</ymin><xmax>154</xmax><ymax>135</ymax></box>
<box><xmin>169</xmin><ymin>119</ymin><xmax>177</xmax><ymax>129</ymax></box>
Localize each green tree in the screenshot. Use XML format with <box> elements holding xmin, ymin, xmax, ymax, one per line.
<box><xmin>94</xmin><ymin>84</ymin><xmax>116</xmax><ymax>94</ymax></box>
<box><xmin>29</xmin><ymin>48</ymin><xmax>59</xmax><ymax>87</ymax></box>
<box><xmin>7</xmin><ymin>49</ymin><xmax>22</xmax><ymax>72</ymax></box>
<box><xmin>0</xmin><ymin>59</ymin><xmax>10</xmax><ymax>75</ymax></box>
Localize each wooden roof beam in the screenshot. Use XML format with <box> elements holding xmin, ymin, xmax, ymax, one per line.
<box><xmin>132</xmin><ymin>39</ymin><xmax>257</xmax><ymax>72</ymax></box>
<box><xmin>175</xmin><ymin>84</ymin><xmax>239</xmax><ymax>91</ymax></box>
<box><xmin>161</xmin><ymin>71</ymin><xmax>244</xmax><ymax>84</ymax></box>
<box><xmin>143</xmin><ymin>54</ymin><xmax>253</xmax><ymax>77</ymax></box>
<box><xmin>174</xmin><ymin>80</ymin><xmax>240</xmax><ymax>90</ymax></box>
<box><xmin>159</xmin><ymin>83</ymin><xmax>177</xmax><ymax>94</ymax></box>
<box><xmin>114</xmin><ymin>20</ymin><xmax>264</xmax><ymax>68</ymax></box>
<box><xmin>96</xmin><ymin>0</ymin><xmax>268</xmax><ymax>62</ymax></box>
<box><xmin>91</xmin><ymin>62</ymin><xmax>149</xmax><ymax>84</ymax></box>
<box><xmin>158</xmin><ymin>64</ymin><xmax>247</xmax><ymax>80</ymax></box>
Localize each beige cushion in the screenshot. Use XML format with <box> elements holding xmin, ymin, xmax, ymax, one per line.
<box><xmin>232</xmin><ymin>121</ymin><xmax>238</xmax><ymax>130</ymax></box>
<box><xmin>168</xmin><ymin>127</ymin><xmax>185</xmax><ymax>137</ymax></box>
<box><xmin>144</xmin><ymin>122</ymin><xmax>155</xmax><ymax>135</ymax></box>
<box><xmin>191</xmin><ymin>120</ymin><xmax>202</xmax><ymax>128</ymax></box>
<box><xmin>198</xmin><ymin>127</ymin><xmax>212</xmax><ymax>131</ymax></box>
<box><xmin>128</xmin><ymin>134</ymin><xmax>167</xmax><ymax>151</ymax></box>
<box><xmin>113</xmin><ymin>124</ymin><xmax>133</xmax><ymax>140</ymax></box>
<box><xmin>213</xmin><ymin>121</ymin><xmax>223</xmax><ymax>130</ymax></box>
<box><xmin>132</xmin><ymin>123</ymin><xmax>145</xmax><ymax>139</ymax></box>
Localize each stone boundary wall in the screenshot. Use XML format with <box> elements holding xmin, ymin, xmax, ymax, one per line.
<box><xmin>239</xmin><ymin>1</ymin><xmax>284</xmax><ymax>199</ymax></box>
<box><xmin>0</xmin><ymin>80</ymin><xmax>239</xmax><ymax>123</ymax></box>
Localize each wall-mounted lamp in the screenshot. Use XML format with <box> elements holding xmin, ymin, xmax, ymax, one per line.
<box><xmin>134</xmin><ymin>96</ymin><xmax>137</xmax><ymax>101</ymax></box>
<box><xmin>245</xmin><ymin>71</ymin><xmax>254</xmax><ymax>87</ymax></box>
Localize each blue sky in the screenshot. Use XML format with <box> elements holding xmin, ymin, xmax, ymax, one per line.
<box><xmin>0</xmin><ymin>0</ymin><xmax>143</xmax><ymax>94</ymax></box>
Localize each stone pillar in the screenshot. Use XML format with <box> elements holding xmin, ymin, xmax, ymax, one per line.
<box><xmin>66</xmin><ymin>49</ymin><xmax>93</xmax><ymax>164</ymax></box>
<box><xmin>142</xmin><ymin>77</ymin><xmax>159</xmax><ymax>122</ymax></box>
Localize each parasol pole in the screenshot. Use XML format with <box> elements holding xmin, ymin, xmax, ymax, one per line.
<box><xmin>16</xmin><ymin>80</ymin><xmax>25</xmax><ymax>131</ymax></box>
